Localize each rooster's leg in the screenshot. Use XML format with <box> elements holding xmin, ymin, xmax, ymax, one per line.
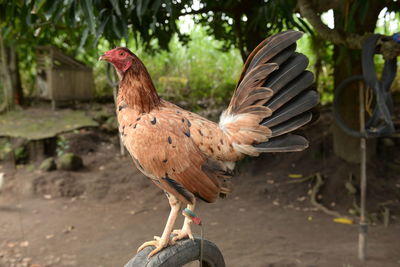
<box><xmin>172</xmin><ymin>199</ymin><xmax>196</xmax><ymax>242</ymax></box>
<box><xmin>137</xmin><ymin>193</ymin><xmax>181</xmax><ymax>258</ymax></box>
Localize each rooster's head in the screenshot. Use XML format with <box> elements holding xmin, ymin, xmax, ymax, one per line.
<box><xmin>99</xmin><ymin>47</ymin><xmax>135</xmax><ymax>73</ymax></box>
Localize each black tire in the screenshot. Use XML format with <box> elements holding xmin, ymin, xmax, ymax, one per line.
<box><xmin>333</xmin><ymin>75</ymin><xmax>367</xmax><ymax>138</ymax></box>
<box><xmin>124</xmin><ymin>237</ymin><xmax>225</xmax><ymax>267</ymax></box>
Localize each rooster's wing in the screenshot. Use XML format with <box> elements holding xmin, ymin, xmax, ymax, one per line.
<box><xmin>120</xmin><ymin>107</ymin><xmax>226</xmax><ymax>204</ymax></box>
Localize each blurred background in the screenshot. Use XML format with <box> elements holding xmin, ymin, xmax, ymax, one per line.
<box><xmin>0</xmin><ymin>0</ymin><xmax>399</xmax><ymax>266</ymax></box>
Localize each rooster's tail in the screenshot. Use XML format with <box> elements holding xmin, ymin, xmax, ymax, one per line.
<box><xmin>219</xmin><ymin>30</ymin><xmax>319</xmax><ymax>156</ymax></box>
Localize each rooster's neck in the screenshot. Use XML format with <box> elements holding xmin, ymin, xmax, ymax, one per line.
<box><xmin>118</xmin><ymin>62</ymin><xmax>161</xmax><ymax>113</ymax></box>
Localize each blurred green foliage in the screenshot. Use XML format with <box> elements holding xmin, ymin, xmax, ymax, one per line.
<box><xmin>1</xmin><ymin>1</ymin><xmax>399</xmax><ymax>111</ymax></box>
<box><xmin>0</xmin><ymin>0</ymin><xmax>309</xmax><ymax>110</ymax></box>
<box><xmin>116</xmin><ymin>25</ymin><xmax>242</xmax><ymax>109</ymax></box>
<box><xmin>0</xmin><ymin>138</ymin><xmax>12</xmax><ymax>161</ymax></box>
<box><xmin>56</xmin><ymin>136</ymin><xmax>70</xmax><ymax>156</ymax></box>
<box><xmin>14</xmin><ymin>146</ymin><xmax>28</xmax><ymax>163</ymax></box>
<box><xmin>102</xmin><ymin>24</ymin><xmax>335</xmax><ymax>107</ymax></box>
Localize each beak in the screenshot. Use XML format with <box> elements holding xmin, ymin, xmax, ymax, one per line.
<box><xmin>98</xmin><ymin>53</ymin><xmax>110</xmax><ymax>61</ymax></box>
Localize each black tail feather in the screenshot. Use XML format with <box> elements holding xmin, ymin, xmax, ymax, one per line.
<box><xmin>267</xmin><ymin>71</ymin><xmax>314</xmax><ymax>112</ymax></box>
<box><xmin>263</xmin><ymin>53</ymin><xmax>309</xmax><ymax>94</ymax></box>
<box><xmin>253</xmin><ymin>134</ymin><xmax>309</xmax><ymax>153</ymax></box>
<box><xmin>245</xmin><ymin>31</ymin><xmax>303</xmax><ymax>74</ymax></box>
<box><xmin>223</xmin><ymin>30</ymin><xmax>319</xmax><ymax>156</ymax></box>
<box><xmin>269</xmin><ymin>43</ymin><xmax>297</xmax><ymax>66</ymax></box>
<box><xmin>261</xmin><ymin>90</ymin><xmax>319</xmax><ymax>128</ymax></box>
<box><xmin>270</xmin><ymin>112</ymin><xmax>312</xmax><ymax>137</ymax></box>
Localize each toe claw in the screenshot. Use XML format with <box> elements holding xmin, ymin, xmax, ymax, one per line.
<box><xmin>137</xmin><ymin>240</ymin><xmax>157</xmax><ymax>253</ymax></box>
<box><xmin>147</xmin><ymin>246</ymin><xmax>163</xmax><ymax>258</ymax></box>
<box><xmin>137</xmin><ymin>237</ymin><xmax>171</xmax><ymax>258</ymax></box>
<box><xmin>171</xmin><ymin>228</ymin><xmax>193</xmax><ymax>242</ymax></box>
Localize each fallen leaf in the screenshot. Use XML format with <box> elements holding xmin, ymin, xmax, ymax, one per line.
<box><xmin>63</xmin><ymin>225</ymin><xmax>75</xmax><ymax>234</ymax></box>
<box><xmin>333</xmin><ymin>217</ymin><xmax>354</xmax><ymax>224</ymax></box>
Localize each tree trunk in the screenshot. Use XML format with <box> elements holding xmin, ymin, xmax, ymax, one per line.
<box><xmin>331</xmin><ymin>3</ymin><xmax>381</xmax><ymax>163</ymax></box>
<box><xmin>10</xmin><ymin>47</ymin><xmax>23</xmax><ymax>105</ymax></box>
<box><xmin>0</xmin><ymin>35</ymin><xmax>23</xmax><ymax>112</ymax></box>
<box><xmin>0</xmin><ymin>35</ymin><xmax>13</xmax><ymax>112</ymax></box>
<box><xmin>332</xmin><ymin>46</ymin><xmax>372</xmax><ymax>162</ymax></box>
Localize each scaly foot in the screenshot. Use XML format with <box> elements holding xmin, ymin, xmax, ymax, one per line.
<box><xmin>172</xmin><ymin>226</ymin><xmax>193</xmax><ymax>242</ymax></box>
<box><xmin>137</xmin><ymin>236</ymin><xmax>173</xmax><ymax>258</ymax></box>
<box><xmin>172</xmin><ymin>205</ymin><xmax>197</xmax><ymax>242</ymax></box>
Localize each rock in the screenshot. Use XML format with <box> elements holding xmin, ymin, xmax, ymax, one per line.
<box><xmin>39</xmin><ymin>158</ymin><xmax>57</xmax><ymax>171</ymax></box>
<box><xmin>59</xmin><ymin>153</ymin><xmax>83</xmax><ymax>171</ymax></box>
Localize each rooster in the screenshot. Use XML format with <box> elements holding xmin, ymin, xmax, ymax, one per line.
<box><xmin>100</xmin><ymin>30</ymin><xmax>319</xmax><ymax>257</ymax></box>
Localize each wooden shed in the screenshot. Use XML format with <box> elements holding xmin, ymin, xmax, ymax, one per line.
<box><xmin>36</xmin><ymin>46</ymin><xmax>94</xmax><ymax>108</ymax></box>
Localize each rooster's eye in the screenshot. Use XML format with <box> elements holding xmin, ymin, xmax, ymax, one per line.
<box><xmin>119</xmin><ymin>52</ymin><xmax>125</xmax><ymax>56</ymax></box>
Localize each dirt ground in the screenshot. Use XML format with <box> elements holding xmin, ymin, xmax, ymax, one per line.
<box><xmin>0</xmin><ymin>108</ymin><xmax>399</xmax><ymax>267</ymax></box>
